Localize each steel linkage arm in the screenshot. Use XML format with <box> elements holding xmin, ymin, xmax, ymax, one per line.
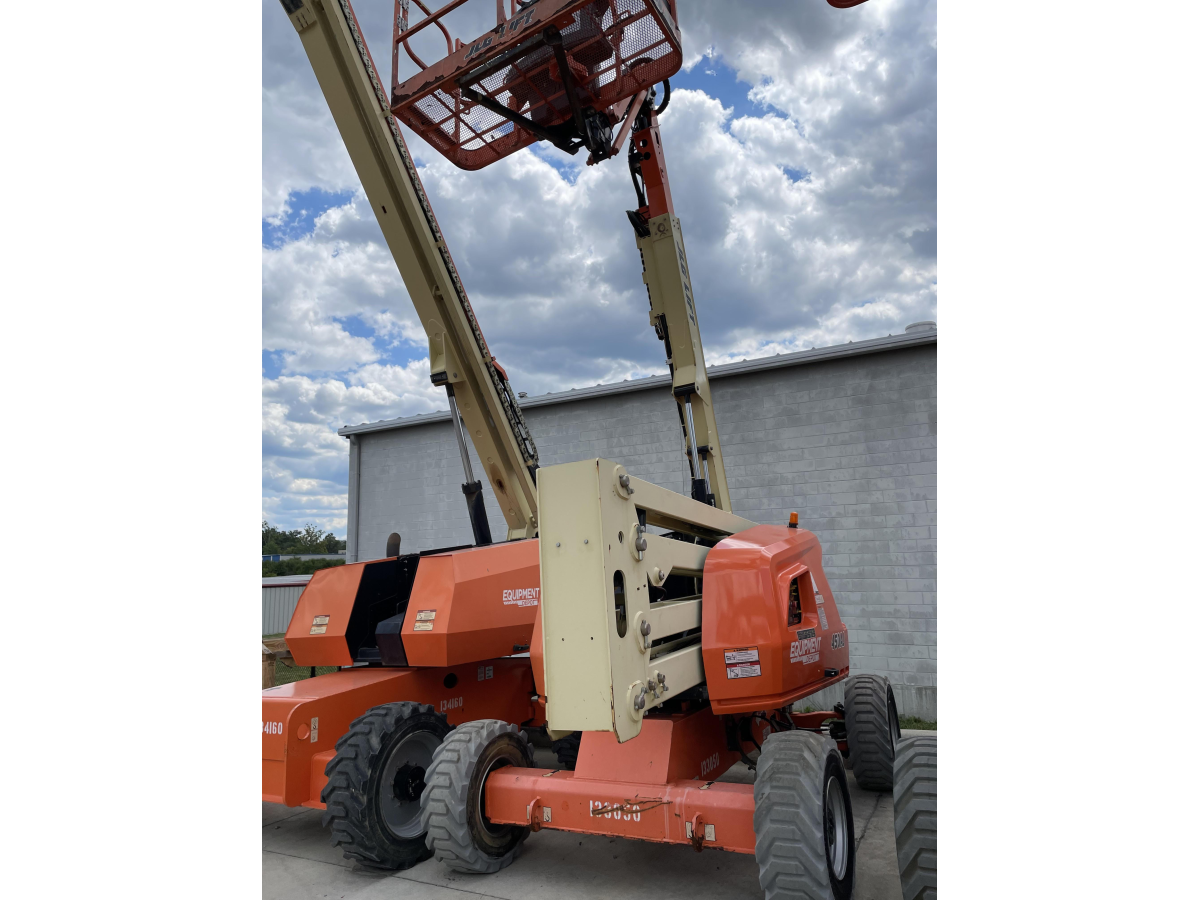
<box><xmin>281</xmin><ymin>0</ymin><xmax>540</xmax><ymax>539</ymax></box>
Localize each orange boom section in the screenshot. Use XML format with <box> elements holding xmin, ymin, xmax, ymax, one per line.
<box><xmin>701</xmin><ymin>525</ymin><xmax>850</xmax><ymax>714</ymax></box>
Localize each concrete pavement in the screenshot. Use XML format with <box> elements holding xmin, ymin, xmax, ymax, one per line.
<box><xmin>263</xmin><ymin>732</ymin><xmax>933</xmax><ymax>900</ymax></box>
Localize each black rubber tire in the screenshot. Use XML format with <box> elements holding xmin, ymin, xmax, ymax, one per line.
<box><xmin>420</xmin><ymin>719</ymin><xmax>533</xmax><ymax>874</ymax></box>
<box><xmin>893</xmin><ymin>736</ymin><xmax>936</xmax><ymax>900</ymax></box>
<box><xmin>754</xmin><ymin>731</ymin><xmax>855</xmax><ymax>900</ymax></box>
<box><xmin>844</xmin><ymin>674</ymin><xmax>900</xmax><ymax>792</ymax></box>
<box><xmin>551</xmin><ymin>731</ymin><xmax>581</xmax><ymax>770</ymax></box>
<box><xmin>319</xmin><ymin>701</ymin><xmax>452</xmax><ymax>870</ymax></box>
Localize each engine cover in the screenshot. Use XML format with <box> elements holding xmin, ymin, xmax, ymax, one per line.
<box><xmin>285</xmin><ymin>540</ymin><xmax>541</xmax><ymax>669</ymax></box>
<box><xmin>701</xmin><ymin>525</ymin><xmax>850</xmax><ymax>715</ymax></box>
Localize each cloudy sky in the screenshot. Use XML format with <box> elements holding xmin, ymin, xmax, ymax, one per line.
<box><xmin>262</xmin><ymin>0</ymin><xmax>937</xmax><ymax>535</ymax></box>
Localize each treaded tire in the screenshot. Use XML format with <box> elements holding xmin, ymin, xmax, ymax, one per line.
<box><xmin>319</xmin><ymin>701</ymin><xmax>451</xmax><ymax>870</ymax></box>
<box><xmin>754</xmin><ymin>731</ymin><xmax>855</xmax><ymax>900</ymax></box>
<box><xmin>420</xmin><ymin>719</ymin><xmax>533</xmax><ymax>874</ymax></box>
<box><xmin>844</xmin><ymin>674</ymin><xmax>900</xmax><ymax>792</ymax></box>
<box><xmin>893</xmin><ymin>736</ymin><xmax>936</xmax><ymax>900</ymax></box>
<box><xmin>551</xmin><ymin>732</ymin><xmax>581</xmax><ymax>770</ymax></box>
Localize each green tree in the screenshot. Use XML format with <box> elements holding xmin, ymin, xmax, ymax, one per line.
<box><xmin>263</xmin><ymin>520</ymin><xmax>346</xmax><ymax>556</ymax></box>
<box><xmin>263</xmin><ymin>557</ymin><xmax>346</xmax><ymax>577</ymax></box>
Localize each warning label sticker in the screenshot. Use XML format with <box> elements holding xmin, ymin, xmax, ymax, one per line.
<box><xmin>817</xmin><ymin>608</ymin><xmax>829</xmax><ymax>631</ymax></box>
<box><xmin>416</xmin><ymin>610</ymin><xmax>436</xmax><ymax>621</ymax></box>
<box><xmin>726</xmin><ymin>664</ymin><xmax>762</xmax><ymax>679</ymax></box>
<box><xmin>724</xmin><ymin>647</ymin><xmax>760</xmax><ymax>665</ymax></box>
<box><xmin>413</xmin><ymin>622</ymin><xmax>433</xmax><ymax>631</ymax></box>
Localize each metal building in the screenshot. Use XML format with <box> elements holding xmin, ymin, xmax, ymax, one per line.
<box><xmin>262</xmin><ymin>575</ymin><xmax>312</xmax><ymax>635</ymax></box>
<box><xmin>337</xmin><ymin>327</ymin><xmax>937</xmax><ymax>719</ymax></box>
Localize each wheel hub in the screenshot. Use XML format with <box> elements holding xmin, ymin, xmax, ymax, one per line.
<box><xmin>393</xmin><ymin>763</ymin><xmax>426</xmax><ymax>804</ymax></box>
<box><xmin>824</xmin><ymin>776</ymin><xmax>849</xmax><ymax>880</ymax></box>
<box><xmin>378</xmin><ymin>729</ymin><xmax>442</xmax><ymax>840</ymax></box>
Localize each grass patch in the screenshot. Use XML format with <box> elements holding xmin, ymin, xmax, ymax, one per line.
<box><xmin>272</xmin><ymin>660</ymin><xmax>339</xmax><ymax>685</ymax></box>
<box><xmin>793</xmin><ymin>704</ymin><xmax>937</xmax><ymax>731</ymax></box>
<box><xmin>263</xmin><ymin>635</ymin><xmax>337</xmax><ymax>685</ymax></box>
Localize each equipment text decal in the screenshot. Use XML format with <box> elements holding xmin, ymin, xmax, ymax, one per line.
<box><xmin>503</xmin><ymin>587</ymin><xmax>540</xmax><ymax>608</ymax></box>
<box><xmin>790</xmin><ymin>635</ymin><xmax>822</xmax><ymax>665</ymax></box>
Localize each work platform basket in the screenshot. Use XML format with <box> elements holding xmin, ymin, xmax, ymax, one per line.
<box><xmin>390</xmin><ymin>0</ymin><xmax>682</xmax><ymax>170</ymax></box>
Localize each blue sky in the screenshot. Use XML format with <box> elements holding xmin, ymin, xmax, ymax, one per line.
<box><xmin>261</xmin><ymin>0</ymin><xmax>937</xmax><ymax>536</ymax></box>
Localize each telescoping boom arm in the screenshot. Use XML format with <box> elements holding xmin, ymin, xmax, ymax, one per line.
<box><xmin>281</xmin><ymin>0</ymin><xmax>540</xmax><ymax>540</ymax></box>
<box><xmin>624</xmin><ymin>89</ymin><xmax>732</xmax><ymax>512</ymax></box>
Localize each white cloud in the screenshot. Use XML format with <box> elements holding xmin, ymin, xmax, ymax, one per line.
<box><xmin>260</xmin><ymin>0</ymin><xmax>936</xmax><ymax>533</ymax></box>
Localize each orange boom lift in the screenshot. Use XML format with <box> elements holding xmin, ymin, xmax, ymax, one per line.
<box><xmin>270</xmin><ymin>1</ymin><xmax>936</xmax><ymax>897</ymax></box>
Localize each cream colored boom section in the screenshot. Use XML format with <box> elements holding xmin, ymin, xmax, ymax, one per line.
<box><xmin>539</xmin><ymin>458</ymin><xmax>754</xmax><ymax>743</ymax></box>
<box><xmin>283</xmin><ymin>0</ymin><xmax>539</xmax><ymax>538</ymax></box>
<box><xmin>638</xmin><ymin>212</ymin><xmax>732</xmax><ymax>511</ymax></box>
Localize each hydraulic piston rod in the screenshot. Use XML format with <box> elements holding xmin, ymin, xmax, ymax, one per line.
<box><xmin>448</xmin><ymin>387</ymin><xmax>493</xmax><ymax>546</ymax></box>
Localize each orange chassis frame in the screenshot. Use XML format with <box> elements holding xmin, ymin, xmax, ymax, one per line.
<box><xmin>485</xmin><ymin>705</ymin><xmax>845</xmax><ymax>855</ymax></box>
<box><xmin>263</xmin><ymin>659</ymin><xmax>545</xmax><ymax>808</ymax></box>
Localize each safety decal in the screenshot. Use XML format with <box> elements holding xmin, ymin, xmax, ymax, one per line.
<box><xmin>310</xmin><ymin>614</ymin><xmax>329</xmax><ymax>635</ymax></box>
<box><xmin>414</xmin><ymin>623</ymin><xmax>433</xmax><ymax>631</ymax></box>
<box><xmin>477</xmin><ymin>665</ymin><xmax>494</xmax><ymax>682</ymax></box>
<box><xmin>726</xmin><ymin>664</ymin><xmax>762</xmax><ymax>679</ymax></box>
<box><xmin>817</xmin><ymin>607</ymin><xmax>829</xmax><ymax>631</ymax></box>
<box><xmin>724</xmin><ymin>647</ymin><xmax>759</xmax><ymax>664</ymax></box>
<box><xmin>416</xmin><ymin>610</ymin><xmax>436</xmax><ymax>621</ymax></box>
<box><xmin>812</xmin><ymin>573</ymin><xmax>824</xmax><ymax>604</ymax></box>
<box><xmin>795</xmin><ymin>627</ymin><xmax>816</xmax><ymax>641</ymax></box>
<box><xmin>724</xmin><ymin>647</ymin><xmax>761</xmax><ymax>679</ymax></box>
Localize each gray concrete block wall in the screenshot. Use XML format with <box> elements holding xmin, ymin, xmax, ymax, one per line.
<box><xmin>711</xmin><ymin>347</ymin><xmax>937</xmax><ymax>719</ymax></box>
<box><xmin>351</xmin><ymin>344</ymin><xmax>936</xmax><ymax>719</ymax></box>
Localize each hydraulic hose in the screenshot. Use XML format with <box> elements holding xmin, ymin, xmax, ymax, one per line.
<box><xmin>654</xmin><ymin>78</ymin><xmax>671</xmax><ymax>116</ymax></box>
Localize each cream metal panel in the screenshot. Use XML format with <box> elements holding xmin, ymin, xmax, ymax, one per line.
<box><xmin>282</xmin><ymin>0</ymin><xmax>539</xmax><ymax>539</ymax></box>
<box><xmin>539</xmin><ymin>458</ymin><xmax>754</xmax><ymax>742</ymax></box>
<box><xmin>638</xmin><ymin>212</ymin><xmax>731</xmax><ymax>511</ymax></box>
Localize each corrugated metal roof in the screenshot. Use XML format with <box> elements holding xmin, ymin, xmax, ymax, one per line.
<box><xmin>338</xmin><ymin>328</ymin><xmax>936</xmax><ymax>437</ymax></box>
